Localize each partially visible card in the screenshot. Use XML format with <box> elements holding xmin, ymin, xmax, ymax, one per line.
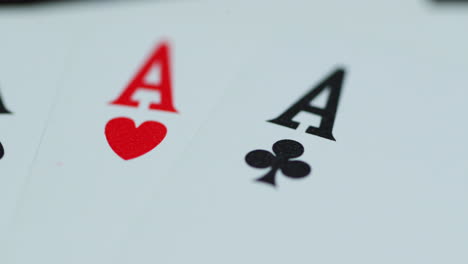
<box><xmin>120</xmin><ymin>1</ymin><xmax>468</xmax><ymax>263</ymax></box>
<box><xmin>6</xmin><ymin>2</ymin><xmax>264</xmax><ymax>263</ymax></box>
<box><xmin>0</xmin><ymin>12</ymin><xmax>75</xmax><ymax>243</ymax></box>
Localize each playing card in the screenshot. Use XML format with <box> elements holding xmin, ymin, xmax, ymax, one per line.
<box><xmin>6</xmin><ymin>2</ymin><xmax>264</xmax><ymax>263</ymax></box>
<box><xmin>0</xmin><ymin>11</ymin><xmax>76</xmax><ymax>244</ymax></box>
<box><xmin>118</xmin><ymin>1</ymin><xmax>468</xmax><ymax>263</ymax></box>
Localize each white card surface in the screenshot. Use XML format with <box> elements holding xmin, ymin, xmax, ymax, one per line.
<box><xmin>6</xmin><ymin>2</ymin><xmax>264</xmax><ymax>263</ymax></box>
<box><xmin>119</xmin><ymin>1</ymin><xmax>468</xmax><ymax>263</ymax></box>
<box><xmin>0</xmin><ymin>11</ymin><xmax>76</xmax><ymax>245</ymax></box>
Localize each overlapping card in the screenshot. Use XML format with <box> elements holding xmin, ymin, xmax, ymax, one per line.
<box><xmin>0</xmin><ymin>10</ymin><xmax>78</xmax><ymax>250</ymax></box>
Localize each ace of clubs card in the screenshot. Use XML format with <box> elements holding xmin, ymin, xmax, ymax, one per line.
<box><xmin>119</xmin><ymin>2</ymin><xmax>468</xmax><ymax>263</ymax></box>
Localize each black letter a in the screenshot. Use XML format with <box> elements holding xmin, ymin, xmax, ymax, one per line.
<box><xmin>268</xmin><ymin>68</ymin><xmax>345</xmax><ymax>141</ymax></box>
<box><xmin>0</xmin><ymin>89</ymin><xmax>11</xmax><ymax>114</ymax></box>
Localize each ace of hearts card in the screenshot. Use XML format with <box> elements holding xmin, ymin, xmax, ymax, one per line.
<box><xmin>6</xmin><ymin>2</ymin><xmax>266</xmax><ymax>263</ymax></box>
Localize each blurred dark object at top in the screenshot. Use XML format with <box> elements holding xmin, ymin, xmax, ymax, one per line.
<box><xmin>0</xmin><ymin>0</ymin><xmax>92</xmax><ymax>4</ymax></box>
<box><xmin>0</xmin><ymin>0</ymin><xmax>38</xmax><ymax>2</ymax></box>
<box><xmin>0</xmin><ymin>0</ymin><xmax>45</xmax><ymax>3</ymax></box>
<box><xmin>433</xmin><ymin>0</ymin><xmax>468</xmax><ymax>2</ymax></box>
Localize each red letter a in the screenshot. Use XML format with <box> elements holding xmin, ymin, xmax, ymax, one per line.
<box><xmin>111</xmin><ymin>42</ymin><xmax>177</xmax><ymax>113</ymax></box>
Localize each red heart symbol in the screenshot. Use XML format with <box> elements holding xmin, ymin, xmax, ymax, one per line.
<box><xmin>105</xmin><ymin>117</ymin><xmax>167</xmax><ymax>160</ymax></box>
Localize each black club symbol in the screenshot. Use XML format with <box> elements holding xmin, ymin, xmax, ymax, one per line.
<box><xmin>0</xmin><ymin>141</ymin><xmax>4</xmax><ymax>160</ymax></box>
<box><xmin>245</xmin><ymin>139</ymin><xmax>311</xmax><ymax>186</ymax></box>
